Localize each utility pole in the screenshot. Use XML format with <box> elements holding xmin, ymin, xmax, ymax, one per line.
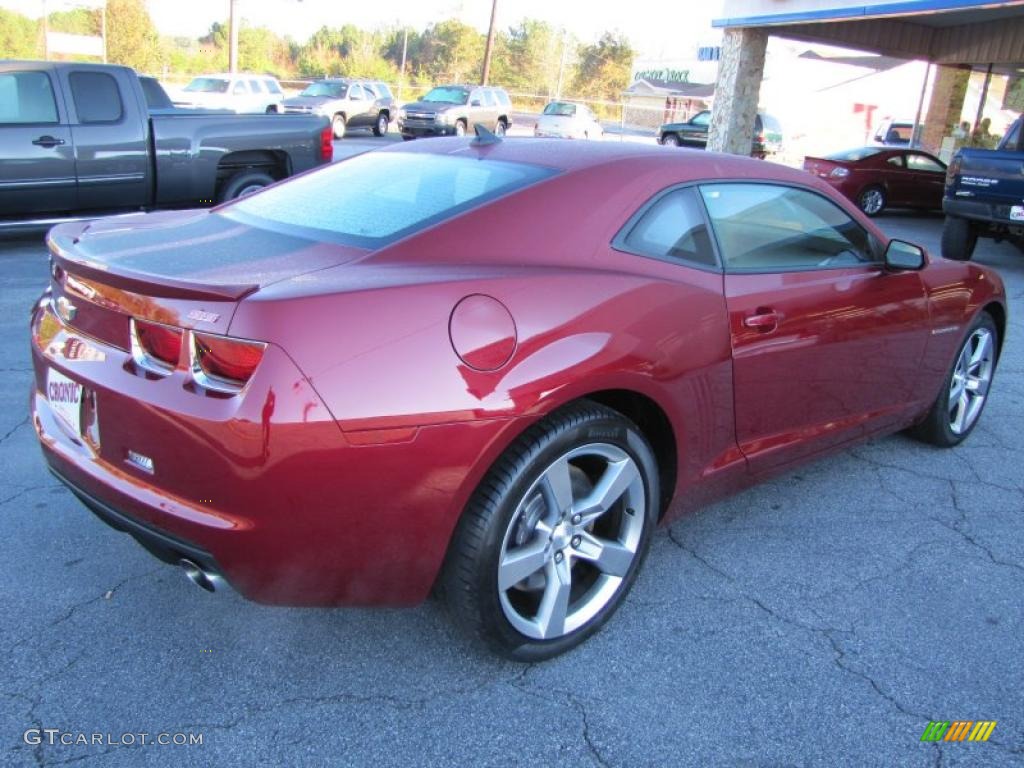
<box><xmin>481</xmin><ymin>0</ymin><xmax>498</xmax><ymax>85</ymax></box>
<box><xmin>42</xmin><ymin>0</ymin><xmax>49</xmax><ymax>60</ymax></box>
<box><xmin>555</xmin><ymin>30</ymin><xmax>568</xmax><ymax>99</ymax></box>
<box><xmin>400</xmin><ymin>27</ymin><xmax>408</xmax><ymax>99</ymax></box>
<box><xmin>101</xmin><ymin>1</ymin><xmax>107</xmax><ymax>63</ymax></box>
<box><xmin>228</xmin><ymin>0</ymin><xmax>239</xmax><ymax>73</ymax></box>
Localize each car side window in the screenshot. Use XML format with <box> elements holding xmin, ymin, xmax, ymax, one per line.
<box><xmin>691</xmin><ymin>111</ymin><xmax>710</xmax><ymax>126</ymax></box>
<box><xmin>376</xmin><ymin>83</ymin><xmax>392</xmax><ymax>99</ymax></box>
<box><xmin>248</xmin><ymin>79</ymin><xmax>264</xmax><ymax>93</ymax></box>
<box><xmin>349</xmin><ymin>84</ymin><xmax>364</xmax><ymax>100</ymax></box>
<box><xmin>906</xmin><ymin>153</ymin><xmax>945</xmax><ymax>172</ymax></box>
<box><xmin>364</xmin><ymin>84</ymin><xmax>378</xmax><ymax>99</ymax></box>
<box><xmin>232</xmin><ymin>81</ymin><xmax>248</xmax><ymax>95</ymax></box>
<box><xmin>886</xmin><ymin>155</ymin><xmax>905</xmax><ymax>168</ymax></box>
<box><xmin>616</xmin><ymin>187</ymin><xmax>717</xmax><ymax>268</ymax></box>
<box><xmin>495</xmin><ymin>90</ymin><xmax>511</xmax><ymax>107</ymax></box>
<box><xmin>68</xmin><ymin>72</ymin><xmax>122</xmax><ymax>123</ymax></box>
<box><xmin>482</xmin><ymin>90</ymin><xmax>496</xmax><ymax>107</ymax></box>
<box><xmin>0</xmin><ymin>71</ymin><xmax>59</xmax><ymax>124</ymax></box>
<box><xmin>699</xmin><ymin>183</ymin><xmax>876</xmax><ymax>272</ymax></box>
<box><xmin>264</xmin><ymin>80</ymin><xmax>282</xmax><ymax>95</ymax></box>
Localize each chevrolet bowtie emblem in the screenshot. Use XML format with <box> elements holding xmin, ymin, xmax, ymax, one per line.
<box><xmin>56</xmin><ymin>296</ymin><xmax>77</xmax><ymax>323</ymax></box>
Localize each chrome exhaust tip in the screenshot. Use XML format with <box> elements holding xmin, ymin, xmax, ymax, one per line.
<box><xmin>179</xmin><ymin>558</ymin><xmax>223</xmax><ymax>593</ymax></box>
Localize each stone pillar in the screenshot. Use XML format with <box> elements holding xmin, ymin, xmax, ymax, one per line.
<box><xmin>920</xmin><ymin>65</ymin><xmax>969</xmax><ymax>155</ymax></box>
<box><xmin>707</xmin><ymin>27</ymin><xmax>767</xmax><ymax>155</ymax></box>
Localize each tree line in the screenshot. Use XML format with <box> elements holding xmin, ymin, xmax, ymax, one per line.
<box><xmin>0</xmin><ymin>0</ymin><xmax>635</xmax><ymax>101</ymax></box>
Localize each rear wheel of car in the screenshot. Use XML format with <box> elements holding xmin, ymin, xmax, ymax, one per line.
<box><xmin>910</xmin><ymin>312</ymin><xmax>998</xmax><ymax>447</ymax></box>
<box><xmin>941</xmin><ymin>216</ymin><xmax>978</xmax><ymax>261</ymax></box>
<box><xmin>218</xmin><ymin>170</ymin><xmax>275</xmax><ymax>203</ymax></box>
<box><xmin>662</xmin><ymin>133</ymin><xmax>680</xmax><ymax>147</ymax></box>
<box><xmin>373</xmin><ymin>112</ymin><xmax>389</xmax><ymax>137</ymax></box>
<box><xmin>401</xmin><ymin>134</ymin><xmax>415</xmax><ymax>141</ymax></box>
<box><xmin>455</xmin><ymin>120</ymin><xmax>467</xmax><ymax>137</ymax></box>
<box><xmin>265</xmin><ymin>105</ymin><xmax>278</xmax><ymax>114</ymax></box>
<box><xmin>441</xmin><ymin>401</ymin><xmax>658</xmax><ymax>661</ymax></box>
<box><xmin>857</xmin><ymin>186</ymin><xmax>886</xmax><ymax>216</ymax></box>
<box><xmin>332</xmin><ymin>114</ymin><xmax>347</xmax><ymax>139</ymax></box>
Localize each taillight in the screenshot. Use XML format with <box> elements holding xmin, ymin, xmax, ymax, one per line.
<box><xmin>131</xmin><ymin>318</ymin><xmax>183</xmax><ymax>374</ymax></box>
<box><xmin>946</xmin><ymin>155</ymin><xmax>961</xmax><ymax>187</ymax></box>
<box><xmin>319</xmin><ymin>125</ymin><xmax>333</xmax><ymax>162</ymax></box>
<box><xmin>829</xmin><ymin>166</ymin><xmax>850</xmax><ymax>179</ymax></box>
<box><xmin>191</xmin><ymin>332</ymin><xmax>266</xmax><ymax>392</ymax></box>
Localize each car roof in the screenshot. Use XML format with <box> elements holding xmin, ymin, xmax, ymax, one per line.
<box><xmin>198</xmin><ymin>73</ymin><xmax>278</xmax><ymax>80</ymax></box>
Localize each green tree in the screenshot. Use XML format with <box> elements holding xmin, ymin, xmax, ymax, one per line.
<box><xmin>418</xmin><ymin>19</ymin><xmax>483</xmax><ymax>83</ymax></box>
<box><xmin>572</xmin><ymin>32</ymin><xmax>635</xmax><ymax>102</ymax></box>
<box><xmin>106</xmin><ymin>0</ymin><xmax>165</xmax><ymax>72</ymax></box>
<box><xmin>48</xmin><ymin>8</ymin><xmax>100</xmax><ymax>36</ymax></box>
<box><xmin>0</xmin><ymin>9</ymin><xmax>41</xmax><ymax>59</ymax></box>
<box><xmin>493</xmin><ymin>20</ymin><xmax>567</xmax><ymax>95</ymax></box>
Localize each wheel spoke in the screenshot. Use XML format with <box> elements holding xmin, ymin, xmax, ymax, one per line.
<box><xmin>965</xmin><ymin>375</ymin><xmax>989</xmax><ymax>396</ymax></box>
<box><xmin>574</xmin><ymin>532</ymin><xmax>634</xmax><ymax>577</ymax></box>
<box><xmin>951</xmin><ymin>391</ymin><xmax>970</xmax><ymax>433</ymax></box>
<box><xmin>968</xmin><ymin>332</ymin><xmax>992</xmax><ymax>372</ymax></box>
<box><xmin>540</xmin><ymin>457</ymin><xmax>574</xmax><ymax>518</ymax></box>
<box><xmin>498</xmin><ymin>539</ymin><xmax>549</xmax><ymax>591</ymax></box>
<box><xmin>535</xmin><ymin>558</ymin><xmax>572</xmax><ymax>639</ymax></box>
<box><xmin>573</xmin><ymin>458</ymin><xmax>640</xmax><ymax>525</ymax></box>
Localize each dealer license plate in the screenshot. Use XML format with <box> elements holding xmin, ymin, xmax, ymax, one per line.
<box><xmin>47</xmin><ymin>367</ymin><xmax>84</xmax><ymax>436</ymax></box>
<box><xmin>1010</xmin><ymin>205</ymin><xmax>1024</xmax><ymax>222</ymax></box>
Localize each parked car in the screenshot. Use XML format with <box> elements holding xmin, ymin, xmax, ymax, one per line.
<box><xmin>32</xmin><ymin>138</ymin><xmax>1005</xmax><ymax>660</ymax></box>
<box><xmin>281</xmin><ymin>78</ymin><xmax>396</xmax><ymax>139</ymax></box>
<box><xmin>873</xmin><ymin>119</ymin><xmax>917</xmax><ymax>146</ymax></box>
<box><xmin>174</xmin><ymin>73</ymin><xmax>284</xmax><ymax>114</ymax></box>
<box><xmin>0</xmin><ymin>62</ymin><xmax>331</xmax><ymax>227</ymax></box>
<box><xmin>534</xmin><ymin>101</ymin><xmax>603</xmax><ymax>140</ymax></box>
<box><xmin>398</xmin><ymin>84</ymin><xmax>512</xmax><ymax>139</ymax></box>
<box><xmin>941</xmin><ymin>115</ymin><xmax>1024</xmax><ymax>260</ymax></box>
<box><xmin>803</xmin><ymin>146</ymin><xmax>947</xmax><ymax>215</ymax></box>
<box><xmin>658</xmin><ymin>110</ymin><xmax>783</xmax><ymax>158</ymax></box>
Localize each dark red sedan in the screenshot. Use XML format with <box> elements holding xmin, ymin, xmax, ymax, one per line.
<box><xmin>803</xmin><ymin>146</ymin><xmax>948</xmax><ymax>216</ymax></box>
<box><xmin>31</xmin><ymin>139</ymin><xmax>1005</xmax><ymax>659</ymax></box>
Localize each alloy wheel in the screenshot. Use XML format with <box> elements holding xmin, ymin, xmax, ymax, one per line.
<box><xmin>860</xmin><ymin>188</ymin><xmax>884</xmax><ymax>215</ymax></box>
<box><xmin>948</xmin><ymin>327</ymin><xmax>994</xmax><ymax>435</ymax></box>
<box><xmin>497</xmin><ymin>443</ymin><xmax>646</xmax><ymax>640</ymax></box>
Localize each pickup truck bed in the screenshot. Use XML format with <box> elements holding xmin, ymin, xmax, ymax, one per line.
<box><xmin>0</xmin><ymin>61</ymin><xmax>331</xmax><ymax>228</ymax></box>
<box><xmin>941</xmin><ymin>116</ymin><xmax>1024</xmax><ymax>260</ymax></box>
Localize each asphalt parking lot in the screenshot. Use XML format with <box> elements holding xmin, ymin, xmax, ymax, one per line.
<box><xmin>1</xmin><ymin>210</ymin><xmax>1021</xmax><ymax>767</ymax></box>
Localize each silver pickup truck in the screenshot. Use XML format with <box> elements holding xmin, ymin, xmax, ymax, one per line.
<box><xmin>0</xmin><ymin>61</ymin><xmax>332</xmax><ymax>229</ymax></box>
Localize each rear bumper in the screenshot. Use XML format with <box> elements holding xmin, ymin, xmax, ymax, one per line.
<box><xmin>31</xmin><ymin>299</ymin><xmax>525</xmax><ymax>607</ymax></box>
<box><xmin>944</xmin><ymin>196</ymin><xmax>1024</xmax><ymax>229</ymax></box>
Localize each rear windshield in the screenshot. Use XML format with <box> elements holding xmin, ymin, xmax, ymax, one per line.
<box><xmin>184</xmin><ymin>77</ymin><xmax>229</xmax><ymax>93</ymax></box>
<box><xmin>544</xmin><ymin>102</ymin><xmax>577</xmax><ymax>117</ymax></box>
<box><xmin>825</xmin><ymin>147</ymin><xmax>882</xmax><ymax>162</ymax></box>
<box><xmin>302</xmin><ymin>81</ymin><xmax>346</xmax><ymax>98</ymax></box>
<box><xmin>224</xmin><ymin>152</ymin><xmax>557</xmax><ymax>247</ymax></box>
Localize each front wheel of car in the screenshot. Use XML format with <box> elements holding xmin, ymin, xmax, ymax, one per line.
<box><xmin>373</xmin><ymin>112</ymin><xmax>389</xmax><ymax>137</ymax></box>
<box><xmin>332</xmin><ymin>114</ymin><xmax>347</xmax><ymax>139</ymax></box>
<box><xmin>441</xmin><ymin>401</ymin><xmax>659</xmax><ymax>661</ymax></box>
<box><xmin>941</xmin><ymin>216</ymin><xmax>978</xmax><ymax>261</ymax></box>
<box><xmin>910</xmin><ymin>312</ymin><xmax>998</xmax><ymax>447</ymax></box>
<box><xmin>857</xmin><ymin>185</ymin><xmax>886</xmax><ymax>216</ymax></box>
<box><xmin>494</xmin><ymin>120</ymin><xmax>507</xmax><ymax>136</ymax></box>
<box><xmin>661</xmin><ymin>133</ymin><xmax>680</xmax><ymax>147</ymax></box>
<box><xmin>454</xmin><ymin>120</ymin><xmax>467</xmax><ymax>137</ymax></box>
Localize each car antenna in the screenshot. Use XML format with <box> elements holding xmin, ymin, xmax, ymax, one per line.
<box><xmin>472</xmin><ymin>123</ymin><xmax>502</xmax><ymax>146</ymax></box>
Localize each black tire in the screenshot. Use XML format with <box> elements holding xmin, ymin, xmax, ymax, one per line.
<box><xmin>218</xmin><ymin>170</ymin><xmax>275</xmax><ymax>203</ymax></box>
<box><xmin>909</xmin><ymin>312</ymin><xmax>998</xmax><ymax>447</ymax></box>
<box><xmin>494</xmin><ymin>119</ymin><xmax>507</xmax><ymax>136</ymax></box>
<box><xmin>941</xmin><ymin>216</ymin><xmax>978</xmax><ymax>261</ymax></box>
<box><xmin>332</xmin><ymin>113</ymin><xmax>347</xmax><ymax>140</ymax></box>
<box><xmin>454</xmin><ymin>120</ymin><xmax>467</xmax><ymax>137</ymax></box>
<box><xmin>373</xmin><ymin>112</ymin><xmax>389</xmax><ymax>137</ymax></box>
<box><xmin>401</xmin><ymin>134</ymin><xmax>415</xmax><ymax>141</ymax></box>
<box><xmin>441</xmin><ymin>401</ymin><xmax>659</xmax><ymax>661</ymax></box>
<box><xmin>661</xmin><ymin>133</ymin><xmax>680</xmax><ymax>147</ymax></box>
<box><xmin>265</xmin><ymin>105</ymin><xmax>278</xmax><ymax>114</ymax></box>
<box><xmin>857</xmin><ymin>185</ymin><xmax>886</xmax><ymax>216</ymax></box>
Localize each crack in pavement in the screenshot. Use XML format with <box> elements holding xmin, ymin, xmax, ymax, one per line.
<box><xmin>0</xmin><ymin>483</ymin><xmax>62</xmax><ymax>508</ymax></box>
<box><xmin>930</xmin><ymin>480</ymin><xmax>1024</xmax><ymax>577</ymax></box>
<box><xmin>0</xmin><ymin>416</ymin><xmax>29</xmax><ymax>446</ymax></box>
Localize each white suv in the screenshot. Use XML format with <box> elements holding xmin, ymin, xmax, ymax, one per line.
<box><xmin>175</xmin><ymin>74</ymin><xmax>284</xmax><ymax>114</ymax></box>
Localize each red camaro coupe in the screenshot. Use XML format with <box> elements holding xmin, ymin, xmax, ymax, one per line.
<box><xmin>803</xmin><ymin>146</ymin><xmax>948</xmax><ymax>216</ymax></box>
<box><xmin>31</xmin><ymin>138</ymin><xmax>1005</xmax><ymax>659</ymax></box>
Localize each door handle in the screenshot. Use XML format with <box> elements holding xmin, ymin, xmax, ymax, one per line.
<box><xmin>743</xmin><ymin>309</ymin><xmax>780</xmax><ymax>333</ymax></box>
<box><xmin>32</xmin><ymin>135</ymin><xmax>65</xmax><ymax>148</ymax></box>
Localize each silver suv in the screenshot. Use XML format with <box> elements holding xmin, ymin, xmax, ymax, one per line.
<box><xmin>281</xmin><ymin>79</ymin><xmax>396</xmax><ymax>139</ymax></box>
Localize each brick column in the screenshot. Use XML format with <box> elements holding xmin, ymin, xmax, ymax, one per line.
<box><xmin>707</xmin><ymin>27</ymin><xmax>767</xmax><ymax>155</ymax></box>
<box><xmin>921</xmin><ymin>65</ymin><xmax>969</xmax><ymax>155</ymax></box>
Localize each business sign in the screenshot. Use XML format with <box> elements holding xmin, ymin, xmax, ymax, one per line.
<box><xmin>47</xmin><ymin>32</ymin><xmax>104</xmax><ymax>57</ymax></box>
<box><xmin>635</xmin><ymin>69</ymin><xmax>690</xmax><ymax>84</ymax></box>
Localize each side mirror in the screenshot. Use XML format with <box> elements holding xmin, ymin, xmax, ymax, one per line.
<box><xmin>471</xmin><ymin>99</ymin><xmax>482</xmax><ymax>107</ymax></box>
<box><xmin>884</xmin><ymin>239</ymin><xmax>926</xmax><ymax>271</ymax></box>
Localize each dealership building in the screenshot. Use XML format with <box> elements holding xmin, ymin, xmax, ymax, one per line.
<box><xmin>709</xmin><ymin>0</ymin><xmax>1024</xmax><ymax>156</ymax></box>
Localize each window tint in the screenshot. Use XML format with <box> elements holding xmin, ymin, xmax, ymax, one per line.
<box><xmin>363</xmin><ymin>83</ymin><xmax>378</xmax><ymax>98</ymax></box>
<box><xmin>226</xmin><ymin>153</ymin><xmax>556</xmax><ymax>247</ymax></box>
<box><xmin>138</xmin><ymin>76</ymin><xmax>172</xmax><ymax>110</ymax></box>
<box><xmin>1001</xmin><ymin>121</ymin><xmax>1020</xmax><ymax>151</ymax></box>
<box><xmin>495</xmin><ymin>90</ymin><xmax>511</xmax><ymax>106</ymax></box>
<box><xmin>232</xmin><ymin>81</ymin><xmax>248</xmax><ymax>95</ymax></box>
<box><xmin>825</xmin><ymin>147</ymin><xmax>881</xmax><ymax>162</ymax></box>
<box><xmin>264</xmin><ymin>79</ymin><xmax>282</xmax><ymax>95</ymax></box>
<box><xmin>886</xmin><ymin>155</ymin><xmax>905</xmax><ymax>168</ymax></box>
<box><xmin>906</xmin><ymin>153</ymin><xmax>945</xmax><ymax>172</ymax></box>
<box><xmin>0</xmin><ymin>71</ymin><xmax>58</xmax><ymax>124</ymax></box>
<box><xmin>618</xmin><ymin>188</ymin><xmax>716</xmax><ymax>268</ymax></box>
<box><xmin>376</xmin><ymin>83</ymin><xmax>392</xmax><ymax>99</ymax></box>
<box><xmin>68</xmin><ymin>72</ymin><xmax>122</xmax><ymax>123</ymax></box>
<box><xmin>482</xmin><ymin>89</ymin><xmax>496</xmax><ymax>107</ymax></box>
<box><xmin>248</xmin><ymin>79</ymin><xmax>264</xmax><ymax>93</ymax></box>
<box><xmin>691</xmin><ymin>111</ymin><xmax>710</xmax><ymax>126</ymax></box>
<box><xmin>699</xmin><ymin>183</ymin><xmax>875</xmax><ymax>272</ymax></box>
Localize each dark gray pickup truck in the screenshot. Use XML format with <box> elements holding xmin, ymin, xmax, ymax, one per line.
<box><xmin>942</xmin><ymin>115</ymin><xmax>1024</xmax><ymax>260</ymax></box>
<box><xmin>0</xmin><ymin>61</ymin><xmax>332</xmax><ymax>228</ymax></box>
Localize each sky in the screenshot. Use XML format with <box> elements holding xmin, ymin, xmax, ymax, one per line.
<box><xmin>2</xmin><ymin>0</ymin><xmax>725</xmax><ymax>61</ymax></box>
